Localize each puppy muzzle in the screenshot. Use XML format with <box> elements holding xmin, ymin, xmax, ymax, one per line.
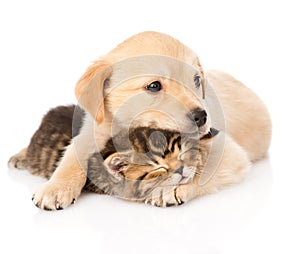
<box><xmin>188</xmin><ymin>108</ymin><xmax>207</xmax><ymax>128</ymax></box>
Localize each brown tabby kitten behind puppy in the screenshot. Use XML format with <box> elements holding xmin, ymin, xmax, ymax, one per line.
<box><xmin>8</xmin><ymin>105</ymin><xmax>218</xmax><ymax>206</ymax></box>
<box><xmin>8</xmin><ymin>105</ymin><xmax>85</xmax><ymax>178</ymax></box>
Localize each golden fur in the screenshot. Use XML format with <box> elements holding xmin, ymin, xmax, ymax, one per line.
<box><xmin>9</xmin><ymin>107</ymin><xmax>206</xmax><ymax>206</ymax></box>
<box><xmin>31</xmin><ymin>31</ymin><xmax>271</xmax><ymax>210</ymax></box>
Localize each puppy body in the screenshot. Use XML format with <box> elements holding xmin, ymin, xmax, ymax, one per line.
<box><xmin>205</xmin><ymin>70</ymin><xmax>271</xmax><ymax>161</ymax></box>
<box><xmin>31</xmin><ymin>32</ymin><xmax>271</xmax><ymax>209</ymax></box>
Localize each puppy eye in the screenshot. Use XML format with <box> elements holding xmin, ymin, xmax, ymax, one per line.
<box><xmin>146</xmin><ymin>81</ymin><xmax>162</xmax><ymax>92</ymax></box>
<box><xmin>194</xmin><ymin>75</ymin><xmax>201</xmax><ymax>88</ymax></box>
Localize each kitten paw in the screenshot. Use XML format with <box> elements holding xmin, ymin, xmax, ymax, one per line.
<box><xmin>8</xmin><ymin>148</ymin><xmax>28</xmax><ymax>170</ymax></box>
<box><xmin>179</xmin><ymin>166</ymin><xmax>195</xmax><ymax>184</ymax></box>
<box><xmin>166</xmin><ymin>166</ymin><xmax>195</xmax><ymax>185</ymax></box>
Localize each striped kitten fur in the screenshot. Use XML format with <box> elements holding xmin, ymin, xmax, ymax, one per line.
<box><xmin>8</xmin><ymin>105</ymin><xmax>218</xmax><ymax>205</ymax></box>
<box><xmin>8</xmin><ymin>105</ymin><xmax>84</xmax><ymax>179</ymax></box>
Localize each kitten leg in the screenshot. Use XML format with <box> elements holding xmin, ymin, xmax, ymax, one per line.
<box><xmin>8</xmin><ymin>148</ymin><xmax>28</xmax><ymax>170</ymax></box>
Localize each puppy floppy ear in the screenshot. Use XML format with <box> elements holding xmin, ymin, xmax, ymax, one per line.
<box><xmin>75</xmin><ymin>60</ymin><xmax>112</xmax><ymax>123</ymax></box>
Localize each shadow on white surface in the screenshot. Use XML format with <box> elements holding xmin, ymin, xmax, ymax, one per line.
<box><xmin>1</xmin><ymin>157</ymin><xmax>272</xmax><ymax>254</ymax></box>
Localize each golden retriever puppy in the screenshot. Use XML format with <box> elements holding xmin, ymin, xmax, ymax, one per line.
<box><xmin>31</xmin><ymin>31</ymin><xmax>271</xmax><ymax>210</ymax></box>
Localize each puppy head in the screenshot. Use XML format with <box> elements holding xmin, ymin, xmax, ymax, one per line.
<box><xmin>75</xmin><ymin>32</ymin><xmax>210</xmax><ymax>135</ymax></box>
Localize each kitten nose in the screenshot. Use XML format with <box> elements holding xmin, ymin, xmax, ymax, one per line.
<box><xmin>188</xmin><ymin>108</ymin><xmax>207</xmax><ymax>127</ymax></box>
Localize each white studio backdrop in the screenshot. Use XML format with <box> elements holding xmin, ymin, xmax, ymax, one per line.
<box><xmin>0</xmin><ymin>1</ymin><xmax>299</xmax><ymax>254</ymax></box>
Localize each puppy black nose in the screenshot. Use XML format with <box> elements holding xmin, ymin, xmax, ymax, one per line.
<box><xmin>188</xmin><ymin>108</ymin><xmax>207</xmax><ymax>127</ymax></box>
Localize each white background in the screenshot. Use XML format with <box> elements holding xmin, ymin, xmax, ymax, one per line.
<box><xmin>0</xmin><ymin>0</ymin><xmax>299</xmax><ymax>253</ymax></box>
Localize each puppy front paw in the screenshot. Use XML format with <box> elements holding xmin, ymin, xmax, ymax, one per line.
<box><xmin>32</xmin><ymin>180</ymin><xmax>81</xmax><ymax>210</ymax></box>
<box><xmin>145</xmin><ymin>186</ymin><xmax>184</xmax><ymax>207</ymax></box>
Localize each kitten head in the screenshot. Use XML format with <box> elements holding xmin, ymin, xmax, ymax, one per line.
<box><xmin>86</xmin><ymin>127</ymin><xmax>219</xmax><ymax>201</ymax></box>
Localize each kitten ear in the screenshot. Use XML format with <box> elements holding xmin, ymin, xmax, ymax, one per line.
<box><xmin>104</xmin><ymin>153</ymin><xmax>128</xmax><ymax>180</ymax></box>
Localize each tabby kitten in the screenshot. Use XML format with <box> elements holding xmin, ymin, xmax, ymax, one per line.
<box><xmin>8</xmin><ymin>105</ymin><xmax>218</xmax><ymax>206</ymax></box>
<box><xmin>86</xmin><ymin>127</ymin><xmax>218</xmax><ymax>205</ymax></box>
<box><xmin>8</xmin><ymin>105</ymin><xmax>84</xmax><ymax>178</ymax></box>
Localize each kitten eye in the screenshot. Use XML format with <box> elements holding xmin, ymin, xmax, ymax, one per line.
<box><xmin>146</xmin><ymin>81</ymin><xmax>162</xmax><ymax>92</ymax></box>
<box><xmin>194</xmin><ymin>75</ymin><xmax>201</xmax><ymax>88</ymax></box>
